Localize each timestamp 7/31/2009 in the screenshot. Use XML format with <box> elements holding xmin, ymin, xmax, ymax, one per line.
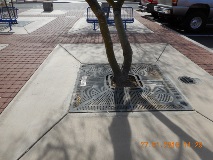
<box><xmin>140</xmin><ymin>141</ymin><xmax>203</xmax><ymax>149</ymax></box>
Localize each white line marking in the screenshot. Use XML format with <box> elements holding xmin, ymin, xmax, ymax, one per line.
<box><xmin>184</xmin><ymin>35</ymin><xmax>213</xmax><ymax>37</ymax></box>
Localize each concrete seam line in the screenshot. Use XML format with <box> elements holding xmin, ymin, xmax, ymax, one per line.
<box><xmin>195</xmin><ymin>110</ymin><xmax>213</xmax><ymax>123</ymax></box>
<box><xmin>155</xmin><ymin>43</ymin><xmax>168</xmax><ymax>63</ymax></box>
<box><xmin>23</xmin><ymin>26</ymin><xmax>29</xmax><ymax>34</ymax></box>
<box><xmin>59</xmin><ymin>44</ymin><xmax>82</xmax><ymax>64</ymax></box>
<box><xmin>16</xmin><ymin>112</ymin><xmax>69</xmax><ymax>160</ymax></box>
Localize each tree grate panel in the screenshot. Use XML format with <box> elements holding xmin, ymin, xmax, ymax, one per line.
<box><xmin>69</xmin><ymin>64</ymin><xmax>193</xmax><ymax>112</ymax></box>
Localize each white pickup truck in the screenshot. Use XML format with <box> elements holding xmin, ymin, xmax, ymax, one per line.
<box><xmin>154</xmin><ymin>0</ymin><xmax>213</xmax><ymax>32</ymax></box>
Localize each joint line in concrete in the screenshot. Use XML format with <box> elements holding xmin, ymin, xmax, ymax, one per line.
<box><xmin>195</xmin><ymin>110</ymin><xmax>213</xmax><ymax>123</ymax></box>
<box><xmin>17</xmin><ymin>112</ymin><xmax>68</xmax><ymax>160</ymax></box>
<box><xmin>59</xmin><ymin>44</ymin><xmax>82</xmax><ymax>64</ymax></box>
<box><xmin>155</xmin><ymin>43</ymin><xmax>168</xmax><ymax>63</ymax></box>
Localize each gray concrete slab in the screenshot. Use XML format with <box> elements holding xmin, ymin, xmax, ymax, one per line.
<box><xmin>0</xmin><ymin>45</ymin><xmax>81</xmax><ymax>160</ymax></box>
<box><xmin>61</xmin><ymin>43</ymin><xmax>166</xmax><ymax>64</ymax></box>
<box><xmin>157</xmin><ymin>45</ymin><xmax>213</xmax><ymax>121</ymax></box>
<box><xmin>1</xmin><ymin>43</ymin><xmax>213</xmax><ymax>160</ymax></box>
<box><xmin>20</xmin><ymin>111</ymin><xmax>213</xmax><ymax>160</ymax></box>
<box><xmin>60</xmin><ymin>43</ymin><xmax>213</xmax><ymax>121</ymax></box>
<box><xmin>69</xmin><ymin>17</ymin><xmax>153</xmax><ymax>34</ymax></box>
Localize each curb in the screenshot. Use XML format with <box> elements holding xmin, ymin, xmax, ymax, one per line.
<box><xmin>150</xmin><ymin>16</ymin><xmax>213</xmax><ymax>54</ymax></box>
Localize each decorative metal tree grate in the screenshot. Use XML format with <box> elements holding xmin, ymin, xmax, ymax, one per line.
<box><xmin>69</xmin><ymin>64</ymin><xmax>193</xmax><ymax>112</ymax></box>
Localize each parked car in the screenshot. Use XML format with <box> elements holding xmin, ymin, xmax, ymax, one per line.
<box><xmin>154</xmin><ymin>0</ymin><xmax>213</xmax><ymax>32</ymax></box>
<box><xmin>138</xmin><ymin>0</ymin><xmax>159</xmax><ymax>18</ymax></box>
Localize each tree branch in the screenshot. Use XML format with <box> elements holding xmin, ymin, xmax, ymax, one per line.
<box><xmin>115</xmin><ymin>0</ymin><xmax>124</xmax><ymax>8</ymax></box>
<box><xmin>106</xmin><ymin>0</ymin><xmax>115</xmax><ymax>7</ymax></box>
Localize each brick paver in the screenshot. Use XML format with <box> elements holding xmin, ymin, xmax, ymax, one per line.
<box><xmin>0</xmin><ymin>6</ymin><xmax>213</xmax><ymax>114</ymax></box>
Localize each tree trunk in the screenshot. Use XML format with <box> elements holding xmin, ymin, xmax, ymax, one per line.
<box><xmin>86</xmin><ymin>0</ymin><xmax>122</xmax><ymax>81</ymax></box>
<box><xmin>85</xmin><ymin>0</ymin><xmax>133</xmax><ymax>87</ymax></box>
<box><xmin>113</xmin><ymin>4</ymin><xmax>133</xmax><ymax>85</ymax></box>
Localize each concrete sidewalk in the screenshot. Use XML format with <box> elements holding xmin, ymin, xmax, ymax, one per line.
<box><xmin>0</xmin><ymin>2</ymin><xmax>213</xmax><ymax>160</ymax></box>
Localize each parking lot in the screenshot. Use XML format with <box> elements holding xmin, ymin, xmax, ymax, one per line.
<box><xmin>122</xmin><ymin>1</ymin><xmax>213</xmax><ymax>51</ymax></box>
<box><xmin>136</xmin><ymin>10</ymin><xmax>213</xmax><ymax>51</ymax></box>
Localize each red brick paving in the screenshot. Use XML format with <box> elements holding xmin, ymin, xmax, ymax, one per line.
<box><xmin>0</xmin><ymin>9</ymin><xmax>213</xmax><ymax>114</ymax></box>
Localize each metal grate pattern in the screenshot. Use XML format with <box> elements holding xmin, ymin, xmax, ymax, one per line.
<box><xmin>70</xmin><ymin>64</ymin><xmax>193</xmax><ymax>112</ymax></box>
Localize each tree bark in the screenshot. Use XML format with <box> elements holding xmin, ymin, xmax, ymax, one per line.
<box><xmin>112</xmin><ymin>2</ymin><xmax>133</xmax><ymax>84</ymax></box>
<box><xmin>85</xmin><ymin>0</ymin><xmax>133</xmax><ymax>86</ymax></box>
<box><xmin>86</xmin><ymin>0</ymin><xmax>122</xmax><ymax>80</ymax></box>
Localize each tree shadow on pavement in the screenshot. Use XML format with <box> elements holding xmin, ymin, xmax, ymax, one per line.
<box><xmin>109</xmin><ymin>87</ymin><xmax>133</xmax><ymax>160</ymax></box>
<box><xmin>152</xmin><ymin>111</ymin><xmax>213</xmax><ymax>159</ymax></box>
<box><xmin>109</xmin><ymin>86</ymin><xmax>213</xmax><ymax>160</ymax></box>
<box><xmin>18</xmin><ymin>81</ymin><xmax>213</xmax><ymax>160</ymax></box>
